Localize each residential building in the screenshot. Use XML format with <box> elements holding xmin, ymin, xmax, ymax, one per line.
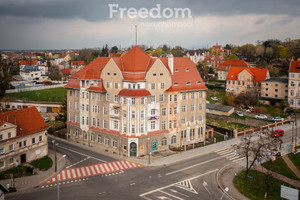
<box><xmin>288</xmin><ymin>60</ymin><xmax>300</xmax><ymax>109</ymax></box>
<box><xmin>0</xmin><ymin>107</ymin><xmax>48</xmax><ymax>171</ymax></box>
<box><xmin>19</xmin><ymin>60</ymin><xmax>38</xmax><ymax>71</ymax></box>
<box><xmin>260</xmin><ymin>78</ymin><xmax>288</xmax><ymax>106</ymax></box>
<box><xmin>19</xmin><ymin>66</ymin><xmax>47</xmax><ymax>81</ymax></box>
<box><xmin>226</xmin><ymin>67</ymin><xmax>270</xmax><ymax>95</ymax></box>
<box><xmin>217</xmin><ymin>59</ymin><xmax>251</xmax><ymax>80</ymax></box>
<box><xmin>71</xmin><ymin>61</ymin><xmax>86</xmax><ymax>69</ymax></box>
<box><xmin>65</xmin><ymin>46</ymin><xmax>207</xmax><ymax>157</ymax></box>
<box><xmin>205</xmin><ymin>55</ymin><xmax>224</xmax><ymax>69</ymax></box>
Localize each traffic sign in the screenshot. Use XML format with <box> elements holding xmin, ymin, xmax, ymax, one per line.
<box><xmin>149</xmin><ymin>151</ymin><xmax>152</xmax><ymax>156</ymax></box>
<box><xmin>287</xmin><ymin>144</ymin><xmax>291</xmax><ymax>147</ymax></box>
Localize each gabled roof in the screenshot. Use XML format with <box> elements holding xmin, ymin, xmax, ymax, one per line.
<box><xmin>19</xmin><ymin>60</ymin><xmax>37</xmax><ymax>65</ymax></box>
<box><xmin>72</xmin><ymin>61</ymin><xmax>85</xmax><ymax>66</ymax></box>
<box><xmin>0</xmin><ymin>107</ymin><xmax>48</xmax><ymax>136</ymax></box>
<box><xmin>0</xmin><ymin>119</ymin><xmax>5</xmax><ymax>126</ymax></box>
<box><xmin>64</xmin><ymin>78</ymin><xmax>80</xmax><ymax>89</ymax></box>
<box><xmin>218</xmin><ymin>59</ymin><xmax>250</xmax><ymax>71</ymax></box>
<box><xmin>118</xmin><ymin>89</ymin><xmax>151</xmax><ymax>97</ymax></box>
<box><xmin>289</xmin><ymin>60</ymin><xmax>300</xmax><ymax>73</ymax></box>
<box><xmin>121</xmin><ymin>46</ymin><xmax>151</xmax><ymax>73</ymax></box>
<box><xmin>87</xmin><ymin>82</ymin><xmax>106</xmax><ymax>92</ymax></box>
<box><xmin>226</xmin><ymin>67</ymin><xmax>269</xmax><ymax>82</ymax></box>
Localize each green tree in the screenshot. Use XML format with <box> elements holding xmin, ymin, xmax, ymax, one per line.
<box><xmin>110</xmin><ymin>46</ymin><xmax>118</xmax><ymax>54</ymax></box>
<box><xmin>0</xmin><ymin>62</ymin><xmax>12</xmax><ymax>98</ymax></box>
<box><xmin>269</xmin><ymin>67</ymin><xmax>280</xmax><ymax>77</ymax></box>
<box><xmin>224</xmin><ymin>53</ymin><xmax>239</xmax><ymax>60</ymax></box>
<box><xmin>152</xmin><ymin>48</ymin><xmax>165</xmax><ymax>57</ymax></box>
<box><xmin>55</xmin><ymin>96</ymin><xmax>67</xmax><ymax>122</ymax></box>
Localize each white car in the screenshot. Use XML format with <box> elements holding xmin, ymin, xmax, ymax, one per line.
<box><xmin>254</xmin><ymin>114</ymin><xmax>267</xmax><ymax>119</ymax></box>
<box><xmin>236</xmin><ymin>111</ymin><xmax>244</xmax><ymax>117</ymax></box>
<box><xmin>206</xmin><ymin>101</ymin><xmax>210</xmax><ymax>104</ymax></box>
<box><xmin>271</xmin><ymin>116</ymin><xmax>284</xmax><ymax>122</ymax></box>
<box><xmin>211</xmin><ymin>97</ymin><xmax>218</xmax><ymax>101</ymax></box>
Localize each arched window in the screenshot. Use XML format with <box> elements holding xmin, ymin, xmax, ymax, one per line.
<box><xmin>161</xmin><ymin>137</ymin><xmax>167</xmax><ymax>146</ymax></box>
<box><xmin>112</xmin><ymin>139</ymin><xmax>117</xmax><ymax>147</ymax></box>
<box><xmin>171</xmin><ymin>136</ymin><xmax>176</xmax><ymax>144</ymax></box>
<box><xmin>105</xmin><ymin>137</ymin><xmax>110</xmax><ymax>145</ymax></box>
<box><xmin>97</xmin><ymin>135</ymin><xmax>102</xmax><ymax>143</ymax></box>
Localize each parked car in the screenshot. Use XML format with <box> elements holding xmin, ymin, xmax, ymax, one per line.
<box><xmin>241</xmin><ymin>106</ymin><xmax>252</xmax><ymax>112</ymax></box>
<box><xmin>236</xmin><ymin>111</ymin><xmax>244</xmax><ymax>117</ymax></box>
<box><xmin>294</xmin><ymin>150</ymin><xmax>300</xmax><ymax>155</ymax></box>
<box><xmin>271</xmin><ymin>116</ymin><xmax>284</xmax><ymax>122</ymax></box>
<box><xmin>206</xmin><ymin>101</ymin><xmax>210</xmax><ymax>104</ymax></box>
<box><xmin>254</xmin><ymin>114</ymin><xmax>267</xmax><ymax>119</ymax></box>
<box><xmin>211</xmin><ymin>97</ymin><xmax>218</xmax><ymax>101</ymax></box>
<box><xmin>272</xmin><ymin>129</ymin><xmax>284</xmax><ymax>137</ymax></box>
<box><xmin>43</xmin><ymin>117</ymin><xmax>50</xmax><ymax>123</ymax></box>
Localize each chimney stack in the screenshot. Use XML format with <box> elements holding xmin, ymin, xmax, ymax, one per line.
<box><xmin>168</xmin><ymin>56</ymin><xmax>174</xmax><ymax>75</ymax></box>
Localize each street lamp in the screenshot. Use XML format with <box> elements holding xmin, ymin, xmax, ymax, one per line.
<box><xmin>57</xmin><ymin>154</ymin><xmax>66</xmax><ymax>200</ymax></box>
<box><xmin>220</xmin><ymin>187</ymin><xmax>229</xmax><ymax>200</ymax></box>
<box><xmin>52</xmin><ymin>140</ymin><xmax>59</xmax><ymax>172</ymax></box>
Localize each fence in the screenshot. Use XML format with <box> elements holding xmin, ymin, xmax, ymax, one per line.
<box><xmin>6</xmin><ymin>84</ymin><xmax>66</xmax><ymax>93</ymax></box>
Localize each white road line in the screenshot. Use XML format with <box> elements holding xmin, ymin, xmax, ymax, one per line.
<box><xmin>95</xmin><ymin>165</ymin><xmax>101</xmax><ymax>174</ymax></box>
<box><xmin>103</xmin><ymin>164</ymin><xmax>110</xmax><ymax>172</ymax></box>
<box><xmin>214</xmin><ymin>147</ymin><xmax>229</xmax><ymax>153</ymax></box>
<box><xmin>225</xmin><ymin>154</ymin><xmax>236</xmax><ymax>159</ymax></box>
<box><xmin>90</xmin><ymin>166</ymin><xmax>96</xmax><ymax>175</ymax></box>
<box><xmin>159</xmin><ymin>191</ymin><xmax>184</xmax><ymax>200</ymax></box>
<box><xmin>76</xmin><ymin>168</ymin><xmax>81</xmax><ymax>177</ymax></box>
<box><xmin>66</xmin><ymin>170</ymin><xmax>71</xmax><ymax>179</ymax></box>
<box><xmin>85</xmin><ymin>167</ymin><xmax>91</xmax><ymax>176</ymax></box>
<box><xmin>126</xmin><ymin>161</ymin><xmax>133</xmax><ymax>168</ymax></box>
<box><xmin>71</xmin><ymin>169</ymin><xmax>76</xmax><ymax>178</ymax></box>
<box><xmin>218</xmin><ymin>150</ymin><xmax>233</xmax><ymax>155</ymax></box>
<box><xmin>131</xmin><ymin>162</ymin><xmax>137</xmax><ymax>167</ymax></box>
<box><xmin>81</xmin><ymin>168</ymin><xmax>86</xmax><ymax>176</ymax></box>
<box><xmin>233</xmin><ymin>157</ymin><xmax>245</xmax><ymax>162</ymax></box>
<box><xmin>112</xmin><ymin>162</ymin><xmax>119</xmax><ymax>170</ymax></box>
<box><xmin>108</xmin><ymin>163</ymin><xmax>115</xmax><ymax>171</ymax></box>
<box><xmin>59</xmin><ymin>146</ymin><xmax>107</xmax><ymax>162</ymax></box>
<box><xmin>140</xmin><ymin>169</ymin><xmax>218</xmax><ymax>197</ymax></box>
<box><xmin>229</xmin><ymin>156</ymin><xmax>240</xmax><ymax>160</ymax></box>
<box><xmin>62</xmin><ymin>170</ymin><xmax>66</xmax><ymax>180</ymax></box>
<box><xmin>52</xmin><ymin>178</ymin><xmax>55</xmax><ymax>182</ymax></box>
<box><xmin>99</xmin><ymin>164</ymin><xmax>106</xmax><ymax>173</ymax></box>
<box><xmin>166</xmin><ymin>157</ymin><xmax>223</xmax><ymax>176</ymax></box>
<box><xmin>121</xmin><ymin>161</ymin><xmax>128</xmax><ymax>169</ymax></box>
<box><xmin>116</xmin><ymin>161</ymin><xmax>124</xmax><ymax>170</ymax></box>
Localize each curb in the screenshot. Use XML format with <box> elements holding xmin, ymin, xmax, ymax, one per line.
<box><xmin>216</xmin><ymin>163</ymin><xmax>236</xmax><ymax>200</ymax></box>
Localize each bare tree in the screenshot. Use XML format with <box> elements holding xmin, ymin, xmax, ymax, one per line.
<box><xmin>234</xmin><ymin>130</ymin><xmax>281</xmax><ymax>180</ymax></box>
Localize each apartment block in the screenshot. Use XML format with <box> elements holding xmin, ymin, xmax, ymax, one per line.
<box><xmin>288</xmin><ymin>60</ymin><xmax>300</xmax><ymax>109</ymax></box>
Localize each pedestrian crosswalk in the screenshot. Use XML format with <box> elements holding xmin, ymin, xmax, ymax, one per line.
<box><xmin>214</xmin><ymin>147</ymin><xmax>245</xmax><ymax>162</ymax></box>
<box><xmin>45</xmin><ymin>160</ymin><xmax>143</xmax><ymax>184</ymax></box>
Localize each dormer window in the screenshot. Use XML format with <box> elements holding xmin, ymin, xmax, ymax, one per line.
<box><xmin>186</xmin><ymin>69</ymin><xmax>189</xmax><ymax>72</ymax></box>
<box><xmin>107</xmin><ymin>72</ymin><xmax>110</xmax><ymax>75</ymax></box>
<box><xmin>153</xmin><ymin>73</ymin><xmax>157</xmax><ymax>76</ymax></box>
<box><xmin>186</xmin><ymin>82</ymin><xmax>191</xmax><ymax>85</ymax></box>
<box><xmin>196</xmin><ymin>81</ymin><xmax>201</xmax><ymax>84</ymax></box>
<box><xmin>160</xmin><ymin>73</ymin><xmax>163</xmax><ymax>76</ymax></box>
<box><xmin>113</xmin><ymin>73</ymin><xmax>116</xmax><ymax>76</ymax></box>
<box><xmin>173</xmin><ymin>83</ymin><xmax>178</xmax><ymax>86</ymax></box>
<box><xmin>175</xmin><ymin>69</ymin><xmax>179</xmax><ymax>72</ymax></box>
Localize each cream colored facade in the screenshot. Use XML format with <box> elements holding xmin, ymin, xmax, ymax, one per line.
<box><xmin>66</xmin><ymin>58</ymin><xmax>207</xmax><ymax>157</ymax></box>
<box><xmin>288</xmin><ymin>72</ymin><xmax>300</xmax><ymax>109</ymax></box>
<box><xmin>0</xmin><ymin>122</ymin><xmax>48</xmax><ymax>171</ymax></box>
<box><xmin>261</xmin><ymin>78</ymin><xmax>288</xmax><ymax>101</ymax></box>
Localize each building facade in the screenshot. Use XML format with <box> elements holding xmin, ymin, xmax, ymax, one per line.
<box><xmin>0</xmin><ymin>107</ymin><xmax>48</xmax><ymax>171</ymax></box>
<box><xmin>226</xmin><ymin>67</ymin><xmax>269</xmax><ymax>95</ymax></box>
<box><xmin>288</xmin><ymin>60</ymin><xmax>300</xmax><ymax>109</ymax></box>
<box><xmin>217</xmin><ymin>59</ymin><xmax>251</xmax><ymax>80</ymax></box>
<box><xmin>65</xmin><ymin>46</ymin><xmax>207</xmax><ymax>157</ymax></box>
<box><xmin>260</xmin><ymin>78</ymin><xmax>288</xmax><ymax>106</ymax></box>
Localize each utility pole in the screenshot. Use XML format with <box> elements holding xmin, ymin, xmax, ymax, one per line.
<box><xmin>52</xmin><ymin>140</ymin><xmax>58</xmax><ymax>172</ymax></box>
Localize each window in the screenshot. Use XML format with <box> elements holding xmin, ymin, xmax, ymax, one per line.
<box><xmin>86</xmin><ymin>92</ymin><xmax>89</xmax><ymax>99</ymax></box>
<box><xmin>153</xmin><ymin>73</ymin><xmax>156</xmax><ymax>76</ymax></box>
<box><xmin>162</xmin><ymin>121</ymin><xmax>166</xmax><ymax>129</ymax></box>
<box><xmin>86</xmin><ymin>117</ymin><xmax>89</xmax><ymax>125</ymax></box>
<box><xmin>92</xmin><ymin>93</ymin><xmax>95</xmax><ymax>100</ymax></box>
<box><xmin>132</xmin><ymin>125</ymin><xmax>135</xmax><ymax>134</ymax></box>
<box><xmin>69</xmin><ymin>90</ymin><xmax>73</xmax><ymax>96</ymax></box>
<box><xmin>23</xmin><ymin>140</ymin><xmax>27</xmax><ymax>147</ymax></box>
<box><xmin>161</xmin><ymin>83</ymin><xmax>165</xmax><ymax>89</ymax></box>
<box><xmin>191</xmin><ymin>104</ymin><xmax>195</xmax><ymax>111</ymax></box>
<box><xmin>103</xmin><ymin>107</ymin><xmax>107</xmax><ymax>114</ymax></box>
<box><xmin>8</xmin><ymin>132</ymin><xmax>11</xmax><ymax>138</ymax></box>
<box><xmin>97</xmin><ymin>119</ymin><xmax>100</xmax><ymax>127</ymax></box>
<box><xmin>69</xmin><ymin>101</ymin><xmax>72</xmax><ymax>108</ymax></box>
<box><xmin>82</xmin><ymin>116</ymin><xmax>85</xmax><ymax>125</ymax></box>
<box><xmin>174</xmin><ymin>107</ymin><xmax>177</xmax><ymax>114</ymax></box>
<box><xmin>140</xmin><ymin>124</ymin><xmax>144</xmax><ymax>133</ymax></box>
<box><xmin>171</xmin><ymin>136</ymin><xmax>176</xmax><ymax>144</ymax></box>
<box><xmin>159</xmin><ymin>94</ymin><xmax>164</xmax><ymax>101</ymax></box>
<box><xmin>39</xmin><ymin>135</ymin><xmax>42</xmax><ymax>142</ymax></box>
<box><xmin>182</xmin><ymin>105</ymin><xmax>186</xmax><ymax>112</ymax></box>
<box><xmin>161</xmin><ymin>137</ymin><xmax>167</xmax><ymax>146</ymax></box>
<box><xmin>160</xmin><ymin>73</ymin><xmax>163</xmax><ymax>76</ymax></box>
<box><xmin>291</xmin><ymin>90</ymin><xmax>294</xmax><ymax>96</ymax></box>
<box><xmin>290</xmin><ymin>99</ymin><xmax>294</xmax><ymax>106</ymax></box>
<box><xmin>0</xmin><ymin>161</ymin><xmax>4</xmax><ymax>168</ymax></box>
<box><xmin>32</xmin><ymin>138</ymin><xmax>36</xmax><ymax>144</ymax></box>
<box><xmin>114</xmin><ymin>83</ymin><xmax>118</xmax><ymax>89</ymax></box>
<box><xmin>151</xmin><ymin>83</ymin><xmax>156</xmax><ymax>89</ymax></box>
<box><xmin>9</xmin><ymin>144</ymin><xmax>14</xmax><ymax>152</ymax></box>
<box><xmin>182</xmin><ymin>93</ymin><xmax>186</xmax><ymax>100</ymax></box>
<box><xmin>82</xmin><ymin>104</ymin><xmax>84</xmax><ymax>111</ymax></box>
<box><xmin>151</xmin><ymin>109</ymin><xmax>156</xmax><ymax>115</ymax></box>
<box><xmin>162</xmin><ymin>108</ymin><xmax>166</xmax><ymax>116</ymax></box>
<box><xmin>181</xmin><ymin>117</ymin><xmax>186</xmax><ymax>124</ymax></box>
<box><xmin>191</xmin><ymin>92</ymin><xmax>195</xmax><ymax>99</ymax></box>
<box><xmin>106</xmin><ymin>81</ymin><xmax>110</xmax><ymax>88</ymax></box>
<box><xmin>199</xmin><ymin>91</ymin><xmax>203</xmax><ymax>98</ymax></box>
<box><xmin>132</xmin><ymin>111</ymin><xmax>135</xmax><ymax>119</ymax></box>
<box><xmin>76</xmin><ymin>102</ymin><xmax>79</xmax><ymax>110</ymax></box>
<box><xmin>199</xmin><ymin>103</ymin><xmax>203</xmax><ymax>110</ymax></box>
<box><xmin>0</xmin><ymin>148</ymin><xmax>4</xmax><ymax>155</ymax></box>
<box><xmin>92</xmin><ymin>118</ymin><xmax>96</xmax><ymax>126</ymax></box>
<box><xmin>123</xmin><ymin>124</ymin><xmax>127</xmax><ymax>132</ymax></box>
<box><xmin>105</xmin><ymin>137</ymin><xmax>109</xmax><ymax>145</ymax></box>
<box><xmin>113</xmin><ymin>120</ymin><xmax>119</xmax><ymax>130</ymax></box>
<box><xmin>112</xmin><ymin>139</ymin><xmax>117</xmax><ymax>147</ymax></box>
<box><xmin>169</xmin><ymin>120</ymin><xmax>172</xmax><ymax>129</ymax></box>
<box><xmin>291</xmin><ymin>81</ymin><xmax>295</xmax><ymax>87</ymax></box>
<box><xmin>151</xmin><ymin>121</ymin><xmax>156</xmax><ymax>130</ymax></box>
<box><xmin>151</xmin><ymin>95</ymin><xmax>156</xmax><ymax>103</ymax></box>
<box><xmin>191</xmin><ymin>116</ymin><xmax>195</xmax><ymax>123</ymax></box>
<box><xmin>169</xmin><ymin>95</ymin><xmax>172</xmax><ymax>101</ymax></box>
<box><xmin>98</xmin><ymin>135</ymin><xmax>102</xmax><ymax>143</ymax></box>
<box><xmin>114</xmin><ymin>95</ymin><xmax>119</xmax><ymax>103</ymax></box>
<box><xmin>103</xmin><ymin>120</ymin><xmax>108</xmax><ymax>128</ymax></box>
<box><xmin>86</xmin><ymin>105</ymin><xmax>89</xmax><ymax>111</ymax></box>
<box><xmin>291</xmin><ymin>73</ymin><xmax>295</xmax><ymax>78</ymax></box>
<box><xmin>132</xmin><ymin>98</ymin><xmax>136</xmax><ymax>105</ymax></box>
<box><xmin>141</xmin><ymin>97</ymin><xmax>145</xmax><ymax>104</ymax></box>
<box><xmin>186</xmin><ymin>82</ymin><xmax>191</xmax><ymax>85</ymax></box>
<box><xmin>174</xmin><ymin>95</ymin><xmax>177</xmax><ymax>101</ymax></box>
<box><xmin>275</xmin><ymin>89</ymin><xmax>278</xmax><ymax>92</ymax></box>
<box><xmin>76</xmin><ymin>90</ymin><xmax>79</xmax><ymax>97</ymax></box>
<box><xmin>169</xmin><ymin>107</ymin><xmax>172</xmax><ymax>114</ymax></box>
<box><xmin>141</xmin><ymin>111</ymin><xmax>144</xmax><ymax>118</ymax></box>
<box><xmin>174</xmin><ymin>120</ymin><xmax>177</xmax><ymax>128</ymax></box>
<box><xmin>81</xmin><ymin>92</ymin><xmax>84</xmax><ymax>98</ymax></box>
<box><xmin>9</xmin><ymin>158</ymin><xmax>13</xmax><ymax>165</ymax></box>
<box><xmin>199</xmin><ymin>114</ymin><xmax>203</xmax><ymax>122</ymax></box>
<box><xmin>137</xmin><ymin>84</ymin><xmax>140</xmax><ymax>89</ymax></box>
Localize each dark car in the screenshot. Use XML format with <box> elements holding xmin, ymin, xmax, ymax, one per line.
<box><xmin>272</xmin><ymin>129</ymin><xmax>284</xmax><ymax>137</ymax></box>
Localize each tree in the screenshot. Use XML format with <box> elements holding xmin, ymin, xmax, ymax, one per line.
<box><xmin>110</xmin><ymin>46</ymin><xmax>118</xmax><ymax>54</ymax></box>
<box><xmin>269</xmin><ymin>67</ymin><xmax>280</xmax><ymax>77</ymax></box>
<box><xmin>152</xmin><ymin>48</ymin><xmax>165</xmax><ymax>57</ymax></box>
<box><xmin>100</xmin><ymin>44</ymin><xmax>109</xmax><ymax>57</ymax></box>
<box><xmin>55</xmin><ymin>96</ymin><xmax>67</xmax><ymax>122</ymax></box>
<box><xmin>0</xmin><ymin>62</ymin><xmax>12</xmax><ymax>98</ymax></box>
<box><xmin>48</xmin><ymin>65</ymin><xmax>62</xmax><ymax>81</ymax></box>
<box><xmin>234</xmin><ymin>131</ymin><xmax>281</xmax><ymax>180</ymax></box>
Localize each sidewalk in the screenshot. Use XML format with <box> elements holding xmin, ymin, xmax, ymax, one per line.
<box><xmin>282</xmin><ymin>155</ymin><xmax>300</xmax><ymax>179</ymax></box>
<box><xmin>0</xmin><ymin>150</ymin><xmax>66</xmax><ymax>192</ymax></box>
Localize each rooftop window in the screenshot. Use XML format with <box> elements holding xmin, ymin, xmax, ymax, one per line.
<box><xmin>186</xmin><ymin>82</ymin><xmax>191</xmax><ymax>85</ymax></box>
<box><xmin>173</xmin><ymin>83</ymin><xmax>178</xmax><ymax>86</ymax></box>
<box><xmin>196</xmin><ymin>81</ymin><xmax>201</xmax><ymax>84</ymax></box>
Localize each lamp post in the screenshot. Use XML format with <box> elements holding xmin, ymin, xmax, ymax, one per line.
<box><xmin>57</xmin><ymin>154</ymin><xmax>66</xmax><ymax>200</ymax></box>
<box><xmin>220</xmin><ymin>187</ymin><xmax>229</xmax><ymax>200</ymax></box>
<box><xmin>52</xmin><ymin>140</ymin><xmax>59</xmax><ymax>172</ymax></box>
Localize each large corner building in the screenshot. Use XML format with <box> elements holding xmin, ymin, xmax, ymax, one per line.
<box><xmin>65</xmin><ymin>46</ymin><xmax>207</xmax><ymax>157</ymax></box>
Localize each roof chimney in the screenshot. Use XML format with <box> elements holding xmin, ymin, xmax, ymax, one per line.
<box><xmin>168</xmin><ymin>56</ymin><xmax>174</xmax><ymax>75</ymax></box>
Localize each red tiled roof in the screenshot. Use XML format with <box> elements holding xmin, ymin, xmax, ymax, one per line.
<box><xmin>289</xmin><ymin>60</ymin><xmax>300</xmax><ymax>73</ymax></box>
<box><xmin>0</xmin><ymin>107</ymin><xmax>48</xmax><ymax>136</ymax></box>
<box><xmin>226</xmin><ymin>67</ymin><xmax>269</xmax><ymax>82</ymax></box>
<box><xmin>212</xmin><ymin>45</ymin><xmax>222</xmax><ymax>50</ymax></box>
<box><xmin>19</xmin><ymin>60</ymin><xmax>37</xmax><ymax>65</ymax></box>
<box><xmin>66</xmin><ymin>121</ymin><xmax>80</xmax><ymax>127</ymax></box>
<box><xmin>217</xmin><ymin>59</ymin><xmax>250</xmax><ymax>71</ymax></box>
<box><xmin>64</xmin><ymin>78</ymin><xmax>80</xmax><ymax>89</ymax></box>
<box><xmin>206</xmin><ymin>55</ymin><xmax>224</xmax><ymax>61</ymax></box>
<box><xmin>0</xmin><ymin>120</ymin><xmax>5</xmax><ymax>126</ymax></box>
<box><xmin>61</xmin><ymin>68</ymin><xmax>71</xmax><ymax>75</ymax></box>
<box><xmin>162</xmin><ymin>57</ymin><xmax>207</xmax><ymax>92</ymax></box>
<box><xmin>121</xmin><ymin>46</ymin><xmax>151</xmax><ymax>73</ymax></box>
<box><xmin>72</xmin><ymin>61</ymin><xmax>85</xmax><ymax>66</ymax></box>
<box><xmin>118</xmin><ymin>89</ymin><xmax>151</xmax><ymax>97</ymax></box>
<box><xmin>87</xmin><ymin>82</ymin><xmax>106</xmax><ymax>92</ymax></box>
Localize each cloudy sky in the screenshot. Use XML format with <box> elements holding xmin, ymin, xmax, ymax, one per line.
<box><xmin>0</xmin><ymin>0</ymin><xmax>300</xmax><ymax>50</ymax></box>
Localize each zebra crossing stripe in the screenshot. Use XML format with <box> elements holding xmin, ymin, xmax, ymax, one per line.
<box><xmin>90</xmin><ymin>166</ymin><xmax>96</xmax><ymax>175</ymax></box>
<box><xmin>76</xmin><ymin>168</ymin><xmax>81</xmax><ymax>177</ymax></box>
<box><xmin>108</xmin><ymin>163</ymin><xmax>115</xmax><ymax>171</ymax></box>
<box><xmin>116</xmin><ymin>161</ymin><xmax>124</xmax><ymax>170</ymax></box>
<box><xmin>81</xmin><ymin>167</ymin><xmax>86</xmax><ymax>176</ymax></box>
<box><xmin>120</xmin><ymin>161</ymin><xmax>128</xmax><ymax>169</ymax></box>
<box><xmin>126</xmin><ymin>161</ymin><xmax>133</xmax><ymax>168</ymax></box>
<box><xmin>112</xmin><ymin>162</ymin><xmax>119</xmax><ymax>170</ymax></box>
<box><xmin>85</xmin><ymin>167</ymin><xmax>91</xmax><ymax>176</ymax></box>
<box><xmin>67</xmin><ymin>170</ymin><xmax>71</xmax><ymax>179</ymax></box>
<box><xmin>99</xmin><ymin>164</ymin><xmax>105</xmax><ymax>173</ymax></box>
<box><xmin>103</xmin><ymin>164</ymin><xmax>110</xmax><ymax>172</ymax></box>
<box><xmin>62</xmin><ymin>170</ymin><xmax>66</xmax><ymax>180</ymax></box>
<box><xmin>71</xmin><ymin>169</ymin><xmax>76</xmax><ymax>178</ymax></box>
<box><xmin>94</xmin><ymin>165</ymin><xmax>101</xmax><ymax>173</ymax></box>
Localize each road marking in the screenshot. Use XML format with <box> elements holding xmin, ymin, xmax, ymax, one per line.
<box><xmin>103</xmin><ymin>164</ymin><xmax>110</xmax><ymax>172</ymax></box>
<box><xmin>174</xmin><ymin>179</ymin><xmax>198</xmax><ymax>194</ymax></box>
<box><xmin>229</xmin><ymin>156</ymin><xmax>241</xmax><ymax>160</ymax></box>
<box><xmin>81</xmin><ymin>168</ymin><xmax>86</xmax><ymax>176</ymax></box>
<box><xmin>233</xmin><ymin>157</ymin><xmax>245</xmax><ymax>162</ymax></box>
<box><xmin>71</xmin><ymin>169</ymin><xmax>76</xmax><ymax>178</ymax></box>
<box><xmin>140</xmin><ymin>169</ymin><xmax>218</xmax><ymax>198</ymax></box>
<box><xmin>90</xmin><ymin>166</ymin><xmax>96</xmax><ymax>175</ymax></box>
<box><xmin>214</xmin><ymin>147</ymin><xmax>229</xmax><ymax>153</ymax></box>
<box><xmin>126</xmin><ymin>161</ymin><xmax>133</xmax><ymax>168</ymax></box>
<box><xmin>108</xmin><ymin>163</ymin><xmax>115</xmax><ymax>171</ymax></box>
<box><xmin>169</xmin><ymin>189</ymin><xmax>189</xmax><ymax>197</ymax></box>
<box><xmin>225</xmin><ymin>154</ymin><xmax>236</xmax><ymax>159</ymax></box>
<box><xmin>121</xmin><ymin>161</ymin><xmax>128</xmax><ymax>169</ymax></box>
<box><xmin>59</xmin><ymin>146</ymin><xmax>107</xmax><ymax>162</ymax></box>
<box><xmin>112</xmin><ymin>162</ymin><xmax>119</xmax><ymax>170</ymax></box>
<box><xmin>218</xmin><ymin>149</ymin><xmax>233</xmax><ymax>155</ymax></box>
<box><xmin>62</xmin><ymin>171</ymin><xmax>66</xmax><ymax>180</ymax></box>
<box><xmin>66</xmin><ymin>170</ymin><xmax>71</xmax><ymax>179</ymax></box>
<box><xmin>160</xmin><ymin>191</ymin><xmax>184</xmax><ymax>200</ymax></box>
<box><xmin>166</xmin><ymin>157</ymin><xmax>222</xmax><ymax>175</ymax></box>
<box><xmin>95</xmin><ymin>165</ymin><xmax>101</xmax><ymax>173</ymax></box>
<box><xmin>77</xmin><ymin>168</ymin><xmax>81</xmax><ymax>177</ymax></box>
<box><xmin>116</xmin><ymin>161</ymin><xmax>124</xmax><ymax>170</ymax></box>
<box><xmin>85</xmin><ymin>167</ymin><xmax>91</xmax><ymax>176</ymax></box>
<box><xmin>99</xmin><ymin>164</ymin><xmax>106</xmax><ymax>173</ymax></box>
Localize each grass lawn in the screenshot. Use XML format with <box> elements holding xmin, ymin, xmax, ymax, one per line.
<box><xmin>7</xmin><ymin>87</ymin><xmax>66</xmax><ymax>102</ymax></box>
<box><xmin>30</xmin><ymin>156</ymin><xmax>53</xmax><ymax>171</ymax></box>
<box><xmin>234</xmin><ymin>170</ymin><xmax>299</xmax><ymax>200</ymax></box>
<box><xmin>0</xmin><ymin>165</ymin><xmax>32</xmax><ymax>180</ymax></box>
<box><xmin>207</xmin><ymin>89</ymin><xmax>226</xmax><ymax>104</ymax></box>
<box><xmin>213</xmin><ymin>134</ymin><xmax>224</xmax><ymax>142</ymax></box>
<box><xmin>288</xmin><ymin>153</ymin><xmax>300</xmax><ymax>171</ymax></box>
<box><xmin>206</xmin><ymin>118</ymin><xmax>250</xmax><ymax>131</ymax></box>
<box><xmin>262</xmin><ymin>105</ymin><xmax>288</xmax><ymax>118</ymax></box>
<box><xmin>262</xmin><ymin>157</ymin><xmax>300</xmax><ymax>181</ymax></box>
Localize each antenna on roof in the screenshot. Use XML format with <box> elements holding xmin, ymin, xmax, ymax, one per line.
<box><xmin>135</xmin><ymin>25</ymin><xmax>138</xmax><ymax>46</ymax></box>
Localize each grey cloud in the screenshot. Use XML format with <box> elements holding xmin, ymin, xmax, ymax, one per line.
<box><xmin>255</xmin><ymin>18</ymin><xmax>265</xmax><ymax>25</ymax></box>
